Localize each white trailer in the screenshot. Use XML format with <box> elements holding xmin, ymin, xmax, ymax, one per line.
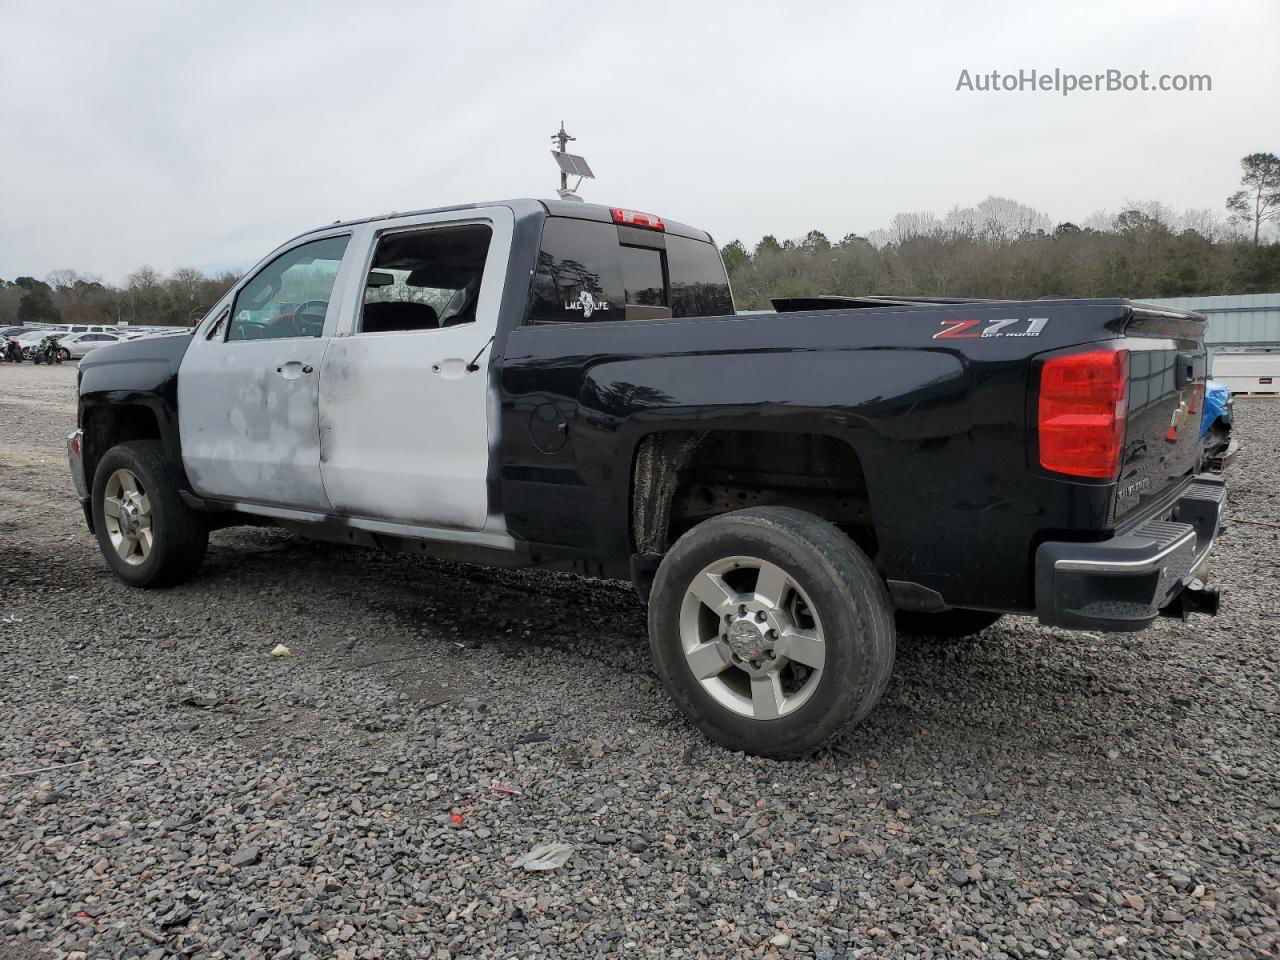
<box><xmin>1211</xmin><ymin>352</ymin><xmax>1280</xmax><ymax>395</ymax></box>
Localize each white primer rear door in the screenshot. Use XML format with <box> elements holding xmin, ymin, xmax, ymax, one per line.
<box><xmin>317</xmin><ymin>207</ymin><xmax>513</xmax><ymax>530</ymax></box>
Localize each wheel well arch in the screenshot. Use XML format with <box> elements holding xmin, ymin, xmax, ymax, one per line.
<box><xmin>82</xmin><ymin>404</ymin><xmax>163</xmax><ymax>488</ymax></box>
<box><xmin>630</xmin><ymin>429</ymin><xmax>877</xmax><ymax>558</ymax></box>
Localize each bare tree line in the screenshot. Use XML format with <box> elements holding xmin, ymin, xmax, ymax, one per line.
<box><xmin>722</xmin><ymin>196</ymin><xmax>1280</xmax><ymax>310</ymax></box>
<box><xmin>0</xmin><ymin>266</ymin><xmax>240</xmax><ymax>328</ymax></box>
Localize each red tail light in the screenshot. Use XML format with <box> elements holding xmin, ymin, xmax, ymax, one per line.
<box><xmin>611</xmin><ymin>208</ymin><xmax>664</xmax><ymax>231</ymax></box>
<box><xmin>1037</xmin><ymin>348</ymin><xmax>1128</xmax><ymax>479</ymax></box>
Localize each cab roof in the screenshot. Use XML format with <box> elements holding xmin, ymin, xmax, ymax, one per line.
<box><xmin>292</xmin><ymin>199</ymin><xmax>714</xmax><ymax>245</ymax></box>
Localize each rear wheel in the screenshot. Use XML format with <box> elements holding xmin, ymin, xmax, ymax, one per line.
<box><xmin>648</xmin><ymin>507</ymin><xmax>895</xmax><ymax>758</ymax></box>
<box><xmin>91</xmin><ymin>440</ymin><xmax>208</xmax><ymax>587</ymax></box>
<box><xmin>895</xmin><ymin>608</ymin><xmax>1002</xmax><ymax>639</ymax></box>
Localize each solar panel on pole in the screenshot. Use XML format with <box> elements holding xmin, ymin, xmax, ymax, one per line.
<box><xmin>552</xmin><ymin>151</ymin><xmax>595</xmax><ymax>179</ymax></box>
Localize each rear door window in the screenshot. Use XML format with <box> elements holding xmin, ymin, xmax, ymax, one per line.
<box><xmin>359</xmin><ymin>224</ymin><xmax>492</xmax><ymax>333</ymax></box>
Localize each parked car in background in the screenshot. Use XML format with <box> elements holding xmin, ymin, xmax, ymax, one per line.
<box><xmin>47</xmin><ymin>324</ymin><xmax>118</xmax><ymax>335</ymax></box>
<box><xmin>57</xmin><ymin>331</ymin><xmax>122</xmax><ymax>359</ymax></box>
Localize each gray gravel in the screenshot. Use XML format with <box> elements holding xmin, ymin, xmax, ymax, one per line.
<box><xmin>1</xmin><ymin>362</ymin><xmax>1278</xmax><ymax>959</ymax></box>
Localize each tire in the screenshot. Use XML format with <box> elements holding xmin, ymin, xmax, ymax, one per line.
<box><xmin>648</xmin><ymin>507</ymin><xmax>895</xmax><ymax>758</ymax></box>
<box><xmin>895</xmin><ymin>608</ymin><xmax>1002</xmax><ymax>639</ymax></box>
<box><xmin>57</xmin><ymin>348</ymin><xmax>70</xmax><ymax>362</ymax></box>
<box><xmin>91</xmin><ymin>439</ymin><xmax>208</xmax><ymax>587</ymax></box>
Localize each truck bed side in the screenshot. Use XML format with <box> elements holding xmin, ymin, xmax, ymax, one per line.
<box><xmin>499</xmin><ymin>299</ymin><xmax>1153</xmax><ymax>611</ymax></box>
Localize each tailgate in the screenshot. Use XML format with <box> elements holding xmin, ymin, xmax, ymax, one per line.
<box><xmin>1114</xmin><ymin>306</ymin><xmax>1208</xmax><ymax>521</ymax></box>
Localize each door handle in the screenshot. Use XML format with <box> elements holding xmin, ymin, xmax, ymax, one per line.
<box><xmin>276</xmin><ymin>361</ymin><xmax>314</xmax><ymax>380</ymax></box>
<box><xmin>430</xmin><ymin>358</ymin><xmax>469</xmax><ymax>379</ymax></box>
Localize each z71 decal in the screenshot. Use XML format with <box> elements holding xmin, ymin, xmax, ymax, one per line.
<box><xmin>933</xmin><ymin>317</ymin><xmax>1049</xmax><ymax>340</ymax></box>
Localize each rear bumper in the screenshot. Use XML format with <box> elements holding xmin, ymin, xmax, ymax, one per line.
<box><xmin>1035</xmin><ymin>476</ymin><xmax>1225</xmax><ymax>631</ymax></box>
<box><xmin>67</xmin><ymin>429</ymin><xmax>93</xmax><ymax>532</ymax></box>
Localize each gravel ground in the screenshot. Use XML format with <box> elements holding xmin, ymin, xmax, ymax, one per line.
<box><xmin>1</xmin><ymin>362</ymin><xmax>1278</xmax><ymax>960</ymax></box>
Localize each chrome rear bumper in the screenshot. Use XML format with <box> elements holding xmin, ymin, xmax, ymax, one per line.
<box><xmin>1035</xmin><ymin>476</ymin><xmax>1225</xmax><ymax>631</ymax></box>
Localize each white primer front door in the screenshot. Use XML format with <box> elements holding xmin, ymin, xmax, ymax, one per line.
<box><xmin>178</xmin><ymin>231</ymin><xmax>362</xmax><ymax>510</ymax></box>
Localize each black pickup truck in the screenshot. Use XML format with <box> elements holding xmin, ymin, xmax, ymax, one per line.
<box><xmin>68</xmin><ymin>199</ymin><xmax>1225</xmax><ymax>756</ymax></box>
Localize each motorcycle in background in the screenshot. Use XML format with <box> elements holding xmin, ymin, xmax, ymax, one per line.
<box><xmin>31</xmin><ymin>336</ymin><xmax>65</xmax><ymax>365</ymax></box>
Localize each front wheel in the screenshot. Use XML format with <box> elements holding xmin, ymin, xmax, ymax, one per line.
<box><xmin>91</xmin><ymin>440</ymin><xmax>208</xmax><ymax>587</ymax></box>
<box><xmin>57</xmin><ymin>348</ymin><xmax>70</xmax><ymax>362</ymax></box>
<box><xmin>648</xmin><ymin>507</ymin><xmax>895</xmax><ymax>758</ymax></box>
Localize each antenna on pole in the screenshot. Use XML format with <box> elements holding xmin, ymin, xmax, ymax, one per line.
<box><xmin>550</xmin><ymin>121</ymin><xmax>594</xmax><ymax>202</ymax></box>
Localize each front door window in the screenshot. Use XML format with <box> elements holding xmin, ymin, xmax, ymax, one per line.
<box><xmin>228</xmin><ymin>235</ymin><xmax>350</xmax><ymax>341</ymax></box>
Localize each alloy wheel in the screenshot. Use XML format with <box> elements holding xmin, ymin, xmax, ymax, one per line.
<box><xmin>678</xmin><ymin>556</ymin><xmax>827</xmax><ymax>720</ymax></box>
<box><xmin>102</xmin><ymin>468</ymin><xmax>153</xmax><ymax>566</ymax></box>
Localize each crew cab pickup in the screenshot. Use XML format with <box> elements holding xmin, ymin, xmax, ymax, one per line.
<box><xmin>68</xmin><ymin>199</ymin><xmax>1225</xmax><ymax>756</ymax></box>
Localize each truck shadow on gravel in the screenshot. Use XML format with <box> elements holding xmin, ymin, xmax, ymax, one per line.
<box><xmin>197</xmin><ymin>527</ymin><xmax>1160</xmax><ymax>772</ymax></box>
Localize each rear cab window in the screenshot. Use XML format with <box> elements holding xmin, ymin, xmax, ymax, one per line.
<box><xmin>529</xmin><ymin>216</ymin><xmax>733</xmax><ymax>324</ymax></box>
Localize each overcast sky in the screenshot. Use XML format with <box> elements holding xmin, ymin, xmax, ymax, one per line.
<box><xmin>1</xmin><ymin>0</ymin><xmax>1276</xmax><ymax>282</ymax></box>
